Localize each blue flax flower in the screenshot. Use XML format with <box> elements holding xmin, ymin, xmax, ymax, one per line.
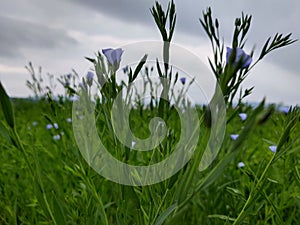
<box><xmin>86</xmin><ymin>71</ymin><xmax>94</xmax><ymax>87</ymax></box>
<box><xmin>226</xmin><ymin>47</ymin><xmax>252</xmax><ymax>69</ymax></box>
<box><xmin>53</xmin><ymin>123</ymin><xmax>59</xmax><ymax>129</ymax></box>
<box><xmin>53</xmin><ymin>134</ymin><xmax>61</xmax><ymax>140</ymax></box>
<box><xmin>279</xmin><ymin>106</ymin><xmax>290</xmax><ymax>114</ymax></box>
<box><xmin>269</xmin><ymin>145</ymin><xmax>277</xmax><ymax>153</ymax></box>
<box><xmin>230</xmin><ymin>134</ymin><xmax>239</xmax><ymax>140</ymax></box>
<box><xmin>239</xmin><ymin>113</ymin><xmax>247</xmax><ymax>121</ymax></box>
<box><xmin>46</xmin><ymin>124</ymin><xmax>53</xmax><ymax>130</ymax></box>
<box><xmin>102</xmin><ymin>48</ymin><xmax>124</xmax><ymax>68</ymax></box>
<box><xmin>237</xmin><ymin>162</ymin><xmax>245</xmax><ymax>168</ymax></box>
<box><xmin>180</xmin><ymin>77</ymin><xmax>186</xmax><ymax>85</ymax></box>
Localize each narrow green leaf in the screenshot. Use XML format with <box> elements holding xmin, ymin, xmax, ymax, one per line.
<box><xmin>85</xmin><ymin>56</ymin><xmax>96</xmax><ymax>63</ymax></box>
<box><xmin>154</xmin><ymin>203</ymin><xmax>177</xmax><ymax>225</ymax></box>
<box><xmin>0</xmin><ymin>120</ymin><xmax>11</xmax><ymax>143</ymax></box>
<box><xmin>132</xmin><ymin>54</ymin><xmax>148</xmax><ymax>81</ymax></box>
<box><xmin>52</xmin><ymin>194</ymin><xmax>67</xmax><ymax>225</ymax></box>
<box><xmin>0</xmin><ymin>82</ymin><xmax>15</xmax><ymax>128</ymax></box>
<box><xmin>262</xmin><ymin>191</ymin><xmax>283</xmax><ymax>224</ymax></box>
<box><xmin>208</xmin><ymin>214</ymin><xmax>236</xmax><ymax>222</ymax></box>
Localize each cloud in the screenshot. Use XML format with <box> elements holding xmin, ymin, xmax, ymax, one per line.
<box><xmin>0</xmin><ymin>0</ymin><xmax>299</xmax><ymax>104</ymax></box>
<box><xmin>0</xmin><ymin>15</ymin><xmax>78</xmax><ymax>59</ymax></box>
<box><xmin>70</xmin><ymin>0</ymin><xmax>300</xmax><ymax>75</ymax></box>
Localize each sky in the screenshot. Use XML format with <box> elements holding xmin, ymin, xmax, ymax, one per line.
<box><xmin>0</xmin><ymin>0</ymin><xmax>299</xmax><ymax>105</ymax></box>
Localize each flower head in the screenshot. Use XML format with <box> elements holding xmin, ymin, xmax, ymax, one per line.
<box><xmin>66</xmin><ymin>118</ymin><xmax>72</xmax><ymax>123</ymax></box>
<box><xmin>226</xmin><ymin>47</ymin><xmax>252</xmax><ymax>69</ymax></box>
<box><xmin>237</xmin><ymin>162</ymin><xmax>245</xmax><ymax>168</ymax></box>
<box><xmin>269</xmin><ymin>145</ymin><xmax>277</xmax><ymax>153</ymax></box>
<box><xmin>279</xmin><ymin>106</ymin><xmax>290</xmax><ymax>114</ymax></box>
<box><xmin>46</xmin><ymin>124</ymin><xmax>53</xmax><ymax>130</ymax></box>
<box><xmin>102</xmin><ymin>48</ymin><xmax>123</xmax><ymax>69</ymax></box>
<box><xmin>180</xmin><ymin>77</ymin><xmax>186</xmax><ymax>85</ymax></box>
<box><xmin>53</xmin><ymin>134</ymin><xmax>61</xmax><ymax>140</ymax></box>
<box><xmin>86</xmin><ymin>71</ymin><xmax>94</xmax><ymax>87</ymax></box>
<box><xmin>69</xmin><ymin>95</ymin><xmax>79</xmax><ymax>101</ymax></box>
<box><xmin>230</xmin><ymin>134</ymin><xmax>239</xmax><ymax>140</ymax></box>
<box><xmin>78</xmin><ymin>81</ymin><xmax>87</xmax><ymax>90</ymax></box>
<box><xmin>53</xmin><ymin>123</ymin><xmax>59</xmax><ymax>129</ymax></box>
<box><xmin>122</xmin><ymin>65</ymin><xmax>129</xmax><ymax>74</ymax></box>
<box><xmin>239</xmin><ymin>113</ymin><xmax>247</xmax><ymax>121</ymax></box>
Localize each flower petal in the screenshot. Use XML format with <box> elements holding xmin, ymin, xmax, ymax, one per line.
<box><xmin>239</xmin><ymin>113</ymin><xmax>247</xmax><ymax>121</ymax></box>
<box><xmin>237</xmin><ymin>162</ymin><xmax>245</xmax><ymax>168</ymax></box>
<box><xmin>102</xmin><ymin>48</ymin><xmax>123</xmax><ymax>66</ymax></box>
<box><xmin>230</xmin><ymin>134</ymin><xmax>239</xmax><ymax>140</ymax></box>
<box><xmin>180</xmin><ymin>77</ymin><xmax>186</xmax><ymax>85</ymax></box>
<box><xmin>269</xmin><ymin>145</ymin><xmax>277</xmax><ymax>153</ymax></box>
<box><xmin>226</xmin><ymin>47</ymin><xmax>252</xmax><ymax>68</ymax></box>
<box><xmin>86</xmin><ymin>71</ymin><xmax>94</xmax><ymax>86</ymax></box>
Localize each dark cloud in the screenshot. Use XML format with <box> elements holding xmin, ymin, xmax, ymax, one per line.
<box><xmin>70</xmin><ymin>0</ymin><xmax>300</xmax><ymax>74</ymax></box>
<box><xmin>71</xmin><ymin>0</ymin><xmax>154</xmax><ymax>24</ymax></box>
<box><xmin>0</xmin><ymin>15</ymin><xmax>78</xmax><ymax>59</ymax></box>
<box><xmin>0</xmin><ymin>0</ymin><xmax>299</xmax><ymax>102</ymax></box>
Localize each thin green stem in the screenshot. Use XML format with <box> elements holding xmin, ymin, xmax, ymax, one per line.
<box><xmin>232</xmin><ymin>153</ymin><xmax>275</xmax><ymax>225</ymax></box>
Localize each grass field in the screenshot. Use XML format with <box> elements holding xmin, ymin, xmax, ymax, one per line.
<box><xmin>0</xmin><ymin>95</ymin><xmax>299</xmax><ymax>224</ymax></box>
<box><xmin>1</xmin><ymin>1</ymin><xmax>299</xmax><ymax>224</ymax></box>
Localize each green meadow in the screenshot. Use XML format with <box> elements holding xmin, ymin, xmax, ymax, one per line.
<box><xmin>1</xmin><ymin>1</ymin><xmax>299</xmax><ymax>224</ymax></box>
<box><xmin>0</xmin><ymin>96</ymin><xmax>299</xmax><ymax>224</ymax></box>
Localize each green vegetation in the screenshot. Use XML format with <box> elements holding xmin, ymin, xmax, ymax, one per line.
<box><xmin>0</xmin><ymin>1</ymin><xmax>299</xmax><ymax>224</ymax></box>
<box><xmin>0</xmin><ymin>96</ymin><xmax>299</xmax><ymax>224</ymax></box>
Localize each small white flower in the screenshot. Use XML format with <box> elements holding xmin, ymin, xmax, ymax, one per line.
<box><xmin>237</xmin><ymin>162</ymin><xmax>245</xmax><ymax>168</ymax></box>
<box><xmin>32</xmin><ymin>121</ymin><xmax>38</xmax><ymax>126</ymax></box>
<box><xmin>66</xmin><ymin>118</ymin><xmax>72</xmax><ymax>123</ymax></box>
<box><xmin>239</xmin><ymin>113</ymin><xmax>247</xmax><ymax>121</ymax></box>
<box><xmin>269</xmin><ymin>145</ymin><xmax>277</xmax><ymax>153</ymax></box>
<box><xmin>46</xmin><ymin>124</ymin><xmax>53</xmax><ymax>130</ymax></box>
<box><xmin>230</xmin><ymin>134</ymin><xmax>239</xmax><ymax>140</ymax></box>
<box><xmin>53</xmin><ymin>134</ymin><xmax>61</xmax><ymax>140</ymax></box>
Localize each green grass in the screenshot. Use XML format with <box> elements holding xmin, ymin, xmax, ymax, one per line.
<box><xmin>0</xmin><ymin>97</ymin><xmax>299</xmax><ymax>225</ymax></box>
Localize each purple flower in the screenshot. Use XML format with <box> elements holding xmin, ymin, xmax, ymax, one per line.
<box><xmin>86</xmin><ymin>71</ymin><xmax>94</xmax><ymax>87</ymax></box>
<box><xmin>79</xmin><ymin>82</ymin><xmax>87</xmax><ymax>90</ymax></box>
<box><xmin>53</xmin><ymin>134</ymin><xmax>61</xmax><ymax>140</ymax></box>
<box><xmin>239</xmin><ymin>113</ymin><xmax>247</xmax><ymax>121</ymax></box>
<box><xmin>279</xmin><ymin>106</ymin><xmax>290</xmax><ymax>114</ymax></box>
<box><xmin>46</xmin><ymin>124</ymin><xmax>53</xmax><ymax>130</ymax></box>
<box><xmin>69</xmin><ymin>95</ymin><xmax>79</xmax><ymax>101</ymax></box>
<box><xmin>226</xmin><ymin>47</ymin><xmax>252</xmax><ymax>69</ymax></box>
<box><xmin>237</xmin><ymin>162</ymin><xmax>245</xmax><ymax>168</ymax></box>
<box><xmin>53</xmin><ymin>123</ymin><xmax>59</xmax><ymax>129</ymax></box>
<box><xmin>269</xmin><ymin>145</ymin><xmax>277</xmax><ymax>153</ymax></box>
<box><xmin>102</xmin><ymin>48</ymin><xmax>123</xmax><ymax>68</ymax></box>
<box><xmin>122</xmin><ymin>65</ymin><xmax>129</xmax><ymax>74</ymax></box>
<box><xmin>230</xmin><ymin>134</ymin><xmax>239</xmax><ymax>140</ymax></box>
<box><xmin>180</xmin><ymin>77</ymin><xmax>186</xmax><ymax>85</ymax></box>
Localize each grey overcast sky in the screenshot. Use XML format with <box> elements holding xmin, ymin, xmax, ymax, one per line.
<box><xmin>0</xmin><ymin>0</ymin><xmax>299</xmax><ymax>105</ymax></box>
